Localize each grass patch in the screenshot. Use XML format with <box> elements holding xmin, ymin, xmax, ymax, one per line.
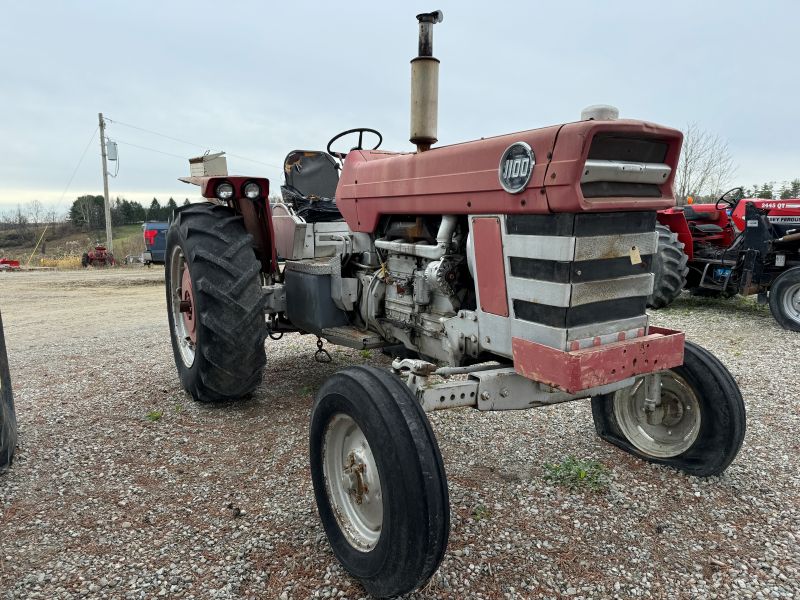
<box><xmin>544</xmin><ymin>456</ymin><xmax>608</xmax><ymax>491</ymax></box>
<box><xmin>360</xmin><ymin>349</ymin><xmax>372</xmax><ymax>359</ymax></box>
<box><xmin>665</xmin><ymin>293</ymin><xmax>770</xmax><ymax>317</ymax></box>
<box><xmin>471</xmin><ymin>504</ymin><xmax>490</xmax><ymax>521</ymax></box>
<box><xmin>146</xmin><ymin>410</ymin><xmax>163</xmax><ymax>422</ymax></box>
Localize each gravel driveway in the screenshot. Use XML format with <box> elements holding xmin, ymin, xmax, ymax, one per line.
<box><xmin>0</xmin><ymin>269</ymin><xmax>798</xmax><ymax>599</ymax></box>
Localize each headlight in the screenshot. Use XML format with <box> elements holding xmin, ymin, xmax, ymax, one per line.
<box><xmin>243</xmin><ymin>182</ymin><xmax>261</xmax><ymax>199</ymax></box>
<box><xmin>215</xmin><ymin>182</ymin><xmax>234</xmax><ymax>200</ymax></box>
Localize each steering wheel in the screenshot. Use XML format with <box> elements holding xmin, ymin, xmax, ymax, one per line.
<box><xmin>715</xmin><ymin>187</ymin><xmax>744</xmax><ymax>210</ymax></box>
<box><xmin>326</xmin><ymin>128</ymin><xmax>382</xmax><ymax>160</ymax></box>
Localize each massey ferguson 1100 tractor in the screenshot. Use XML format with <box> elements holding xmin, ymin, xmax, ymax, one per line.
<box><xmin>165</xmin><ymin>11</ymin><xmax>746</xmax><ymax>597</ymax></box>
<box><xmin>649</xmin><ymin>188</ymin><xmax>800</xmax><ymax>330</ymax></box>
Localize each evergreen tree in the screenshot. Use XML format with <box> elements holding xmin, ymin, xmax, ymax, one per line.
<box><xmin>756</xmin><ymin>183</ymin><xmax>774</xmax><ymax>199</ymax></box>
<box><xmin>164</xmin><ymin>197</ymin><xmax>178</xmax><ymax>221</ymax></box>
<box><xmin>779</xmin><ymin>179</ymin><xmax>800</xmax><ymax>199</ymax></box>
<box><xmin>146</xmin><ymin>198</ymin><xmax>161</xmax><ymax>221</ymax></box>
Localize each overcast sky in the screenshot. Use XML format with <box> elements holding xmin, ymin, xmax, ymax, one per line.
<box><xmin>1</xmin><ymin>0</ymin><xmax>798</xmax><ymax>212</ymax></box>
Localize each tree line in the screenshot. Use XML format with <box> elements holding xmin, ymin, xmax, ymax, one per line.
<box><xmin>67</xmin><ymin>196</ymin><xmax>190</xmax><ymax>230</ymax></box>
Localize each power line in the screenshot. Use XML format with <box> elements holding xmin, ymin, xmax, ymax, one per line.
<box><xmin>105</xmin><ymin>118</ymin><xmax>204</xmax><ymax>150</ymax></box>
<box><xmin>113</xmin><ymin>138</ymin><xmax>189</xmax><ymax>161</ymax></box>
<box><xmin>105</xmin><ymin>117</ymin><xmax>283</xmax><ymax>169</ymax></box>
<box><xmin>55</xmin><ymin>125</ymin><xmax>99</xmax><ymax>209</ymax></box>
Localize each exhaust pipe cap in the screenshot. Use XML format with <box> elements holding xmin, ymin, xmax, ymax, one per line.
<box><xmin>581</xmin><ymin>105</ymin><xmax>619</xmax><ymax>121</ymax></box>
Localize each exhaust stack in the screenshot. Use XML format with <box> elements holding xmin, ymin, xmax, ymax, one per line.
<box><xmin>410</xmin><ymin>10</ymin><xmax>443</xmax><ymax>152</ymax></box>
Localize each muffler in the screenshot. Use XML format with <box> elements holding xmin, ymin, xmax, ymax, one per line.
<box><xmin>410</xmin><ymin>10</ymin><xmax>443</xmax><ymax>152</ymax></box>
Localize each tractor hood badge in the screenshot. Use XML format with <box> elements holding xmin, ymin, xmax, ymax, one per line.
<box><xmin>498</xmin><ymin>142</ymin><xmax>534</xmax><ymax>194</ymax></box>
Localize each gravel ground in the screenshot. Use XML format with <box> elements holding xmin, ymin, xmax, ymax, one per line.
<box><xmin>0</xmin><ymin>268</ymin><xmax>798</xmax><ymax>599</ymax></box>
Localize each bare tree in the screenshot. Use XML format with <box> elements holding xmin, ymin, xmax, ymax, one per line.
<box><xmin>26</xmin><ymin>199</ymin><xmax>43</xmax><ymax>226</ymax></box>
<box><xmin>674</xmin><ymin>123</ymin><xmax>736</xmax><ymax>204</ymax></box>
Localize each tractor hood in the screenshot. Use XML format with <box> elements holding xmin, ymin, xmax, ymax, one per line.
<box><xmin>336</xmin><ymin>119</ymin><xmax>682</xmax><ymax>232</ymax></box>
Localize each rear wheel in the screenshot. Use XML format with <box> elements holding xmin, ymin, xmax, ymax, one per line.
<box><xmin>0</xmin><ymin>310</ymin><xmax>17</xmax><ymax>471</ymax></box>
<box><xmin>768</xmin><ymin>267</ymin><xmax>800</xmax><ymax>332</ymax></box>
<box><xmin>81</xmin><ymin>253</ymin><xmax>89</xmax><ymax>268</ymax></box>
<box><xmin>310</xmin><ymin>366</ymin><xmax>449</xmax><ymax>598</ymax></box>
<box><xmin>647</xmin><ymin>224</ymin><xmax>688</xmax><ymax>309</ymax></box>
<box><xmin>165</xmin><ymin>203</ymin><xmax>266</xmax><ymax>402</ymax></box>
<box><xmin>591</xmin><ymin>341</ymin><xmax>745</xmax><ymax>476</ymax></box>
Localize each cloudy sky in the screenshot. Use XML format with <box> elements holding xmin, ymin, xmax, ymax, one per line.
<box><xmin>1</xmin><ymin>0</ymin><xmax>798</xmax><ymax>212</ymax></box>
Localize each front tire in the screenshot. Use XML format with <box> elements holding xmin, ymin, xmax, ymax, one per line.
<box><xmin>591</xmin><ymin>341</ymin><xmax>745</xmax><ymax>476</ymax></box>
<box><xmin>768</xmin><ymin>267</ymin><xmax>800</xmax><ymax>332</ymax></box>
<box><xmin>647</xmin><ymin>224</ymin><xmax>689</xmax><ymax>309</ymax></box>
<box><xmin>310</xmin><ymin>367</ymin><xmax>449</xmax><ymax>598</ymax></box>
<box><xmin>0</xmin><ymin>310</ymin><xmax>17</xmax><ymax>471</ymax></box>
<box><xmin>165</xmin><ymin>203</ymin><xmax>266</xmax><ymax>402</ymax></box>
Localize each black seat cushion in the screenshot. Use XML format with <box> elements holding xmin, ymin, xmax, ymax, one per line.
<box><xmin>283</xmin><ymin>150</ymin><xmax>339</xmax><ymax>199</ymax></box>
<box><xmin>691</xmin><ymin>223</ymin><xmax>724</xmax><ymax>234</ymax></box>
<box><xmin>681</xmin><ymin>206</ymin><xmax>720</xmax><ymax>221</ymax></box>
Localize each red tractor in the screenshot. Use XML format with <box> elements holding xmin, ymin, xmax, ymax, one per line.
<box><xmin>649</xmin><ymin>189</ymin><xmax>800</xmax><ymax>330</ymax></box>
<box><xmin>0</xmin><ymin>258</ymin><xmax>21</xmax><ymax>272</ymax></box>
<box><xmin>164</xmin><ymin>11</ymin><xmax>745</xmax><ymax>597</ymax></box>
<box><xmin>81</xmin><ymin>243</ymin><xmax>116</xmax><ymax>268</ymax></box>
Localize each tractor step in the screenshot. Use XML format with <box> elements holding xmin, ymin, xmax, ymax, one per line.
<box><xmin>321</xmin><ymin>327</ymin><xmax>388</xmax><ymax>350</ymax></box>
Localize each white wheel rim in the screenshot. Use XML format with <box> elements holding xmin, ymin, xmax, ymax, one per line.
<box><xmin>169</xmin><ymin>245</ymin><xmax>196</xmax><ymax>368</ymax></box>
<box><xmin>781</xmin><ymin>282</ymin><xmax>800</xmax><ymax>325</ymax></box>
<box><xmin>322</xmin><ymin>413</ymin><xmax>383</xmax><ymax>551</ymax></box>
<box><xmin>613</xmin><ymin>372</ymin><xmax>701</xmax><ymax>458</ymax></box>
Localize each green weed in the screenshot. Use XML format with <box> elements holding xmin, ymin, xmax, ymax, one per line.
<box><xmin>544</xmin><ymin>456</ymin><xmax>608</xmax><ymax>491</ymax></box>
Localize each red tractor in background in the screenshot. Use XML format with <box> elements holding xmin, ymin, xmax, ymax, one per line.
<box><xmin>0</xmin><ymin>258</ymin><xmax>21</xmax><ymax>272</ymax></box>
<box><xmin>163</xmin><ymin>11</ymin><xmax>746</xmax><ymax>597</ymax></box>
<box><xmin>81</xmin><ymin>243</ymin><xmax>116</xmax><ymax>268</ymax></box>
<box><xmin>649</xmin><ymin>188</ymin><xmax>800</xmax><ymax>330</ymax></box>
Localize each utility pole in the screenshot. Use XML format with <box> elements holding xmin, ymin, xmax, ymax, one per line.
<box><xmin>98</xmin><ymin>112</ymin><xmax>113</xmax><ymax>253</ymax></box>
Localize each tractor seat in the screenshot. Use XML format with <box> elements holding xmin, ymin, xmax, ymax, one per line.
<box><xmin>681</xmin><ymin>206</ymin><xmax>720</xmax><ymax>221</ymax></box>
<box><xmin>281</xmin><ymin>150</ymin><xmax>343</xmax><ymax>222</ymax></box>
<box><xmin>691</xmin><ymin>223</ymin><xmax>724</xmax><ymax>234</ymax></box>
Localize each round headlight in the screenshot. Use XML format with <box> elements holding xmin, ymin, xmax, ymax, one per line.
<box><xmin>215</xmin><ymin>182</ymin><xmax>234</xmax><ymax>200</ymax></box>
<box><xmin>243</xmin><ymin>182</ymin><xmax>261</xmax><ymax>199</ymax></box>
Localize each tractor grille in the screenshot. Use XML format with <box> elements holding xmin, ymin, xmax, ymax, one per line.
<box><xmin>581</xmin><ymin>134</ymin><xmax>672</xmax><ymax>198</ymax></box>
<box><xmin>469</xmin><ymin>212</ymin><xmax>658</xmax><ymax>356</ymax></box>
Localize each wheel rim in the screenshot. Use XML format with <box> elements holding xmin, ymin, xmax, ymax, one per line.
<box><xmin>781</xmin><ymin>282</ymin><xmax>800</xmax><ymax>325</ymax></box>
<box><xmin>612</xmin><ymin>372</ymin><xmax>701</xmax><ymax>458</ymax></box>
<box><xmin>169</xmin><ymin>245</ymin><xmax>196</xmax><ymax>368</ymax></box>
<box><xmin>322</xmin><ymin>413</ymin><xmax>383</xmax><ymax>551</ymax></box>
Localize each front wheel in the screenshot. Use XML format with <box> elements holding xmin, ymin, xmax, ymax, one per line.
<box><xmin>310</xmin><ymin>366</ymin><xmax>449</xmax><ymax>598</ymax></box>
<box><xmin>591</xmin><ymin>341</ymin><xmax>745</xmax><ymax>476</ymax></box>
<box><xmin>0</xmin><ymin>310</ymin><xmax>17</xmax><ymax>471</ymax></box>
<box><xmin>768</xmin><ymin>267</ymin><xmax>800</xmax><ymax>332</ymax></box>
<box><xmin>165</xmin><ymin>203</ymin><xmax>266</xmax><ymax>402</ymax></box>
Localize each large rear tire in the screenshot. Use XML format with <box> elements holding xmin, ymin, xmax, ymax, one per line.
<box><xmin>768</xmin><ymin>266</ymin><xmax>800</xmax><ymax>332</ymax></box>
<box><xmin>310</xmin><ymin>366</ymin><xmax>449</xmax><ymax>598</ymax></box>
<box><xmin>647</xmin><ymin>224</ymin><xmax>688</xmax><ymax>309</ymax></box>
<box><xmin>591</xmin><ymin>341</ymin><xmax>745</xmax><ymax>477</ymax></box>
<box><xmin>165</xmin><ymin>202</ymin><xmax>266</xmax><ymax>402</ymax></box>
<box><xmin>0</xmin><ymin>310</ymin><xmax>17</xmax><ymax>471</ymax></box>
